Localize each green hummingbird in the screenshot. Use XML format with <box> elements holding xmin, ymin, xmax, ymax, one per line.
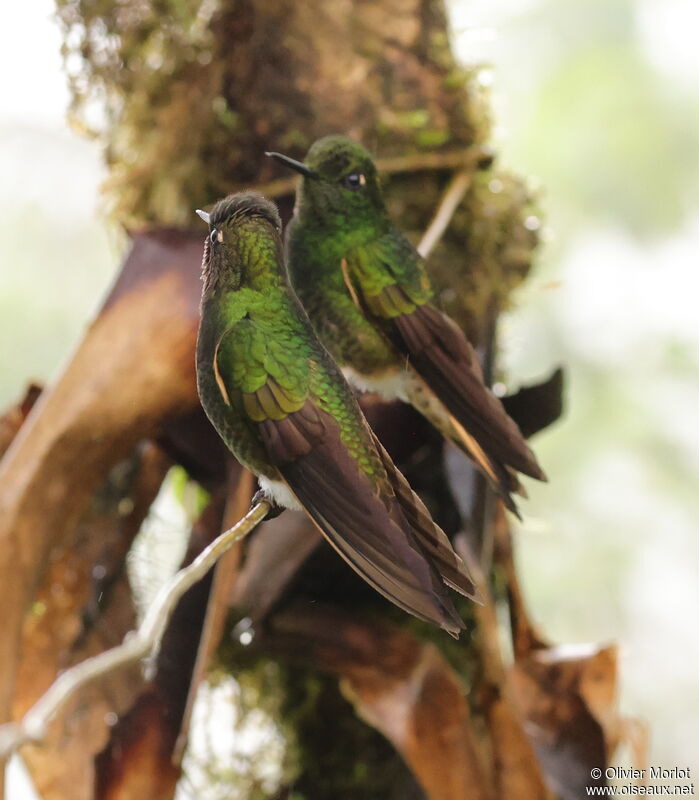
<box><xmin>267</xmin><ymin>136</ymin><xmax>546</xmax><ymax>513</ymax></box>
<box><xmin>195</xmin><ymin>191</ymin><xmax>479</xmax><ymax>636</ymax></box>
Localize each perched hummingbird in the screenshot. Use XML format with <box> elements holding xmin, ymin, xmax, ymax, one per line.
<box><xmin>195</xmin><ymin>191</ymin><xmax>479</xmax><ymax>636</ymax></box>
<box><xmin>267</xmin><ymin>136</ymin><xmax>546</xmax><ymax>513</ymax></box>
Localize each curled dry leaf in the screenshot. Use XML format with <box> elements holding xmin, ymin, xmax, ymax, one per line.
<box><xmin>508</xmin><ymin>643</ymin><xmax>617</xmax><ymax>800</ymax></box>
<box><xmin>271</xmin><ymin>607</ymin><xmax>494</xmax><ymax>800</ymax></box>
<box><xmin>0</xmin><ymin>230</ymin><xmax>203</xmax><ymax>732</ymax></box>
<box><xmin>16</xmin><ymin>442</ymin><xmax>171</xmax><ymax>800</ymax></box>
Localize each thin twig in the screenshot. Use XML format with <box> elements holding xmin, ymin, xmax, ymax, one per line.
<box><xmin>231</xmin><ymin>145</ymin><xmax>490</xmax><ymax>200</ymax></box>
<box><xmin>417</xmin><ymin>168</ymin><xmax>473</xmax><ymax>258</ymax></box>
<box><xmin>377</xmin><ymin>145</ymin><xmax>489</xmax><ymax>176</ymax></box>
<box><xmin>0</xmin><ymin>500</ymin><xmax>270</xmax><ymax>757</ymax></box>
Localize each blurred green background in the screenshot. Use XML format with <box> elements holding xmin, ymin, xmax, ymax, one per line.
<box><xmin>1</xmin><ymin>0</ymin><xmax>697</xmax><ymax>789</ymax></box>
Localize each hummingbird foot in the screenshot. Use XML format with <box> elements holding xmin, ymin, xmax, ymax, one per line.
<box><xmin>250</xmin><ymin>487</ymin><xmax>284</xmax><ymax>519</ymax></box>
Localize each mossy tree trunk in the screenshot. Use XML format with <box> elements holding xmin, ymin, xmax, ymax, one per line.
<box><xmin>0</xmin><ymin>1</ymin><xmax>621</xmax><ymax>798</ymax></box>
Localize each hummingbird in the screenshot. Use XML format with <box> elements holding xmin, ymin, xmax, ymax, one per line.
<box><xmin>267</xmin><ymin>136</ymin><xmax>546</xmax><ymax>514</ymax></box>
<box><xmin>194</xmin><ymin>191</ymin><xmax>479</xmax><ymax>636</ymax></box>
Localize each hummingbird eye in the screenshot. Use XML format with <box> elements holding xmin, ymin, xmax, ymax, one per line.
<box><xmin>210</xmin><ymin>228</ymin><xmax>219</xmax><ymax>245</ymax></box>
<box><xmin>342</xmin><ymin>172</ymin><xmax>366</xmax><ymax>190</ymax></box>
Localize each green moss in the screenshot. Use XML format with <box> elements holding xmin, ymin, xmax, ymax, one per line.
<box><xmin>395</xmin><ymin>109</ymin><xmax>431</xmax><ymax>130</ymax></box>
<box><xmin>416</xmin><ymin>128</ymin><xmax>450</xmax><ymax>148</ymax></box>
<box><xmin>277</xmin><ymin>665</ymin><xmax>422</xmax><ymax>799</ymax></box>
<box><xmin>383</xmin><ymin>166</ymin><xmax>541</xmax><ymax>341</ymax></box>
<box><xmin>443</xmin><ymin>67</ymin><xmax>469</xmax><ymax>91</ymax></box>
<box><xmin>54</xmin><ymin>0</ymin><xmax>492</xmax><ymax>227</ymax></box>
<box><xmin>213</xmin><ymin>637</ymin><xmax>426</xmax><ymax>799</ymax></box>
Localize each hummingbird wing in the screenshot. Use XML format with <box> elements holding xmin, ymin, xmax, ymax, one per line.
<box><xmin>367</xmin><ymin>430</ymin><xmax>481</xmax><ymax>602</ymax></box>
<box><xmin>213</xmin><ymin>320</ymin><xmax>466</xmax><ymax>635</ymax></box>
<box><xmin>347</xmin><ymin>236</ymin><xmax>546</xmax><ymax>489</ymax></box>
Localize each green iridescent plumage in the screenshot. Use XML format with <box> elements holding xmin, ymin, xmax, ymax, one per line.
<box><xmin>195</xmin><ymin>192</ymin><xmax>479</xmax><ymax>634</ymax></box>
<box><xmin>270</xmin><ymin>136</ymin><xmax>546</xmax><ymax>513</ymax></box>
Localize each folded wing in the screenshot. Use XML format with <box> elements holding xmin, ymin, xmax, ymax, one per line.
<box><xmin>214</xmin><ymin>322</ymin><xmax>467</xmax><ymax>635</ymax></box>
<box><xmin>348</xmin><ymin>237</ymin><xmax>546</xmax><ymax>503</ymax></box>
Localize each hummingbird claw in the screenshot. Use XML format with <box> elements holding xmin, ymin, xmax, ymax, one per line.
<box><xmin>251</xmin><ymin>488</ymin><xmax>284</xmax><ymax>519</ymax></box>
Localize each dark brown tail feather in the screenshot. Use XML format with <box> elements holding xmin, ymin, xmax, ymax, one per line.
<box><xmin>392</xmin><ymin>304</ymin><xmax>546</xmax><ymax>483</ymax></box>
<box><xmin>370</xmin><ymin>432</ymin><xmax>483</xmax><ymax>603</ymax></box>
<box><xmin>260</xmin><ymin>402</ymin><xmax>465</xmax><ymax>635</ymax></box>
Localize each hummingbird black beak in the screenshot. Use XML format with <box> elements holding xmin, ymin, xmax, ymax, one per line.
<box><xmin>265</xmin><ymin>152</ymin><xmax>318</xmax><ymax>179</ymax></box>
<box><xmin>195</xmin><ymin>209</ymin><xmax>211</xmax><ymax>225</ymax></box>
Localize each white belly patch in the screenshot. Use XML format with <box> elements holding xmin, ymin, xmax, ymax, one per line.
<box><xmin>342</xmin><ymin>366</ymin><xmax>408</xmax><ymax>401</ymax></box>
<box><xmin>257</xmin><ymin>476</ymin><xmax>301</xmax><ymax>510</ymax></box>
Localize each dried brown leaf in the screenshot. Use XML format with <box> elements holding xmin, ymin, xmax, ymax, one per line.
<box><xmin>272</xmin><ymin>608</ymin><xmax>494</xmax><ymax>800</ymax></box>
<box><xmin>16</xmin><ymin>443</ymin><xmax>171</xmax><ymax>800</ymax></box>
<box><xmin>0</xmin><ymin>230</ymin><xmax>203</xmax><ymax>731</ymax></box>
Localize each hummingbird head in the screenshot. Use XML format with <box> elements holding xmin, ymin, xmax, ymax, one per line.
<box><xmin>196</xmin><ymin>192</ymin><xmax>283</xmax><ymax>293</ymax></box>
<box><xmin>267</xmin><ymin>136</ymin><xmax>386</xmax><ymax>228</ymax></box>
